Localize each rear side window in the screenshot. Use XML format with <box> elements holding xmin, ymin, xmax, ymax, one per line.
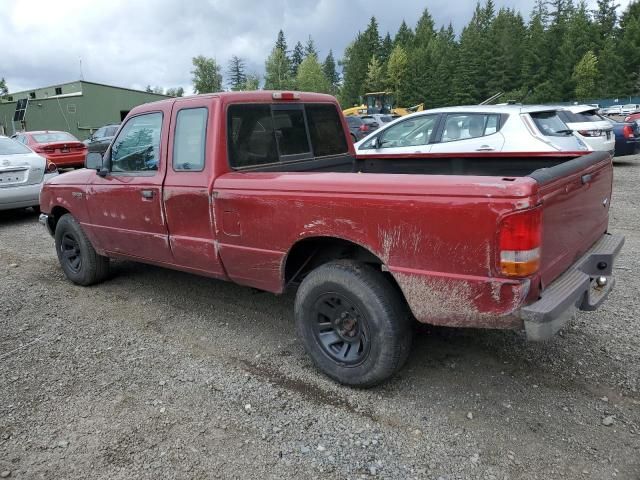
<box><xmin>173</xmin><ymin>107</ymin><xmax>207</xmax><ymax>171</ymax></box>
<box><xmin>228</xmin><ymin>103</ymin><xmax>347</xmax><ymax>169</ymax></box>
<box><xmin>441</xmin><ymin>113</ymin><xmax>501</xmax><ymax>142</ymax></box>
<box><xmin>530</xmin><ymin>111</ymin><xmax>572</xmax><ymax>137</ymax></box>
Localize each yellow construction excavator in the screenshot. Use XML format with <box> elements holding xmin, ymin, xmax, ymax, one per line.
<box><xmin>342</xmin><ymin>92</ymin><xmax>424</xmax><ymax>117</ymax></box>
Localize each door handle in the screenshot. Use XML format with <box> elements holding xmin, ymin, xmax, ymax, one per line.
<box><xmin>581</xmin><ymin>174</ymin><xmax>592</xmax><ymax>185</ymax></box>
<box><xmin>141</xmin><ymin>189</ymin><xmax>154</xmax><ymax>199</ymax></box>
<box><xmin>476</xmin><ymin>146</ymin><xmax>495</xmax><ymax>151</ymax></box>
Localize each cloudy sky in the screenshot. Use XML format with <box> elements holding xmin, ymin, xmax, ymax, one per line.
<box><xmin>0</xmin><ymin>0</ymin><xmax>632</xmax><ymax>94</ymax></box>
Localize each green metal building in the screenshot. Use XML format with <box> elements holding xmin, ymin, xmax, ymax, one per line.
<box><xmin>0</xmin><ymin>80</ymin><xmax>169</xmax><ymax>140</ymax></box>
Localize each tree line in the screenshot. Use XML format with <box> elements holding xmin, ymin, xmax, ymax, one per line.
<box><xmin>188</xmin><ymin>0</ymin><xmax>640</xmax><ymax>107</ymax></box>
<box><xmin>3</xmin><ymin>0</ymin><xmax>640</xmax><ymax>105</ymax></box>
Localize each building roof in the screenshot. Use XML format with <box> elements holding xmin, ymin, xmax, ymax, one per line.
<box><xmin>2</xmin><ymin>80</ymin><xmax>169</xmax><ymax>100</ymax></box>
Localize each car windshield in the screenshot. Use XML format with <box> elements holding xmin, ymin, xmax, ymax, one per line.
<box><xmin>530</xmin><ymin>111</ymin><xmax>573</xmax><ymax>136</ymax></box>
<box><xmin>32</xmin><ymin>132</ymin><xmax>77</xmax><ymax>143</ymax></box>
<box><xmin>0</xmin><ymin>137</ymin><xmax>31</xmax><ymax>155</ymax></box>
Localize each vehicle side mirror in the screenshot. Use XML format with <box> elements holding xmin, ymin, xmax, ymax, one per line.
<box><xmin>86</xmin><ymin>152</ymin><xmax>103</xmax><ymax>170</ymax></box>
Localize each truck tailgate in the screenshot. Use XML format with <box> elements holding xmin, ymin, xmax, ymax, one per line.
<box><xmin>532</xmin><ymin>152</ymin><xmax>613</xmax><ymax>288</ymax></box>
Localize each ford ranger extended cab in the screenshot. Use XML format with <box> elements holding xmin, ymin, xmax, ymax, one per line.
<box><xmin>39</xmin><ymin>91</ymin><xmax>624</xmax><ymax>386</ymax></box>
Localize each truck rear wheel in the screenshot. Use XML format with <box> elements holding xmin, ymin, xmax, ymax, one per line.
<box><xmin>295</xmin><ymin>260</ymin><xmax>412</xmax><ymax>387</ymax></box>
<box><xmin>55</xmin><ymin>213</ymin><xmax>109</xmax><ymax>286</ymax></box>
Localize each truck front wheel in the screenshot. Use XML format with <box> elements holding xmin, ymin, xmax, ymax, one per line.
<box><xmin>54</xmin><ymin>213</ymin><xmax>109</xmax><ymax>286</ymax></box>
<box><xmin>295</xmin><ymin>260</ymin><xmax>412</xmax><ymax>387</ymax></box>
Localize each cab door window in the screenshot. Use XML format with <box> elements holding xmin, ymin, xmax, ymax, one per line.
<box><xmin>110</xmin><ymin>112</ymin><xmax>162</xmax><ymax>173</ymax></box>
<box><xmin>441</xmin><ymin>113</ymin><xmax>500</xmax><ymax>142</ymax></box>
<box><xmin>361</xmin><ymin>115</ymin><xmax>437</xmax><ymax>149</ymax></box>
<box><xmin>173</xmin><ymin>107</ymin><xmax>207</xmax><ymax>171</ymax></box>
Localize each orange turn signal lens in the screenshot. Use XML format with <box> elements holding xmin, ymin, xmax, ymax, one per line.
<box><xmin>500</xmin><ymin>248</ymin><xmax>541</xmax><ymax>277</ymax></box>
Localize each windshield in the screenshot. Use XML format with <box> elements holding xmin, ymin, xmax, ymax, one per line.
<box><xmin>32</xmin><ymin>132</ymin><xmax>77</xmax><ymax>143</ymax></box>
<box><xmin>530</xmin><ymin>111</ymin><xmax>573</xmax><ymax>137</ymax></box>
<box><xmin>0</xmin><ymin>137</ymin><xmax>32</xmax><ymax>155</ymax></box>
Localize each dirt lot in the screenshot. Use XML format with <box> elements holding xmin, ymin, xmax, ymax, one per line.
<box><xmin>1</xmin><ymin>159</ymin><xmax>639</xmax><ymax>480</ymax></box>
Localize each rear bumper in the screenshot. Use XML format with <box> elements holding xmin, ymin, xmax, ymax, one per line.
<box><xmin>520</xmin><ymin>233</ymin><xmax>625</xmax><ymax>341</ymax></box>
<box><xmin>0</xmin><ymin>182</ymin><xmax>42</xmax><ymax>211</ymax></box>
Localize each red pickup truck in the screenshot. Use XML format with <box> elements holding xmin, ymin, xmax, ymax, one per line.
<box><xmin>39</xmin><ymin>91</ymin><xmax>624</xmax><ymax>386</ymax></box>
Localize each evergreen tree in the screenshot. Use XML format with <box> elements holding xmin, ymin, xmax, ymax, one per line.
<box><xmin>340</xmin><ymin>18</ymin><xmax>381</xmax><ymax>106</ymax></box>
<box><xmin>394</xmin><ymin>20</ymin><xmax>414</xmax><ymax>48</ymax></box>
<box><xmin>379</xmin><ymin>33</ymin><xmax>393</xmax><ymax>65</ymax></box>
<box><xmin>598</xmin><ymin>37</ymin><xmax>625</xmax><ymax>96</ymax></box>
<box><xmin>296</xmin><ymin>55</ymin><xmax>331</xmax><ymax>93</ymax></box>
<box><xmin>386</xmin><ymin>45</ymin><xmax>409</xmax><ymax>104</ymax></box>
<box><xmin>365</xmin><ymin>56</ymin><xmax>385</xmax><ymax>92</ymax></box>
<box><xmin>242</xmin><ymin>73</ymin><xmax>261</xmax><ymax>90</ymax></box>
<box><xmin>152</xmin><ymin>86</ymin><xmax>164</xmax><ymax>94</ymax></box>
<box><xmin>275</xmin><ymin>30</ymin><xmax>288</xmax><ymax>54</ymax></box>
<box><xmin>145</xmin><ymin>85</ymin><xmax>153</xmax><ymax>93</ymax></box>
<box><xmin>414</xmin><ymin>8</ymin><xmax>436</xmax><ymax>49</ymax></box>
<box><xmin>573</xmin><ymin>50</ymin><xmax>599</xmax><ymax>99</ymax></box>
<box><xmin>487</xmin><ymin>9</ymin><xmax>527</xmax><ymax>96</ymax></box>
<box><xmin>0</xmin><ymin>78</ymin><xmax>7</xmax><ymax>96</ymax></box>
<box><xmin>322</xmin><ymin>50</ymin><xmax>340</xmax><ymax>93</ymax></box>
<box><xmin>305</xmin><ymin>35</ymin><xmax>318</xmax><ymax>58</ymax></box>
<box><xmin>619</xmin><ymin>2</ymin><xmax>640</xmax><ymax>91</ymax></box>
<box><xmin>593</xmin><ymin>0</ymin><xmax>619</xmax><ymax>41</ymax></box>
<box><xmin>291</xmin><ymin>41</ymin><xmax>305</xmax><ymax>77</ymax></box>
<box><xmin>227</xmin><ymin>55</ymin><xmax>247</xmax><ymax>91</ymax></box>
<box><xmin>264</xmin><ymin>47</ymin><xmax>292</xmax><ymax>90</ymax></box>
<box><xmin>427</xmin><ymin>25</ymin><xmax>458</xmax><ymax>107</ymax></box>
<box><xmin>191</xmin><ymin>55</ymin><xmax>223</xmax><ymax>94</ymax></box>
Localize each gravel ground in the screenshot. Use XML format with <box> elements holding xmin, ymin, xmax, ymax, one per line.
<box><xmin>1</xmin><ymin>158</ymin><xmax>639</xmax><ymax>480</ymax></box>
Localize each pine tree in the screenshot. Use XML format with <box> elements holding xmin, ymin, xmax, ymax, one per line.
<box><xmin>291</xmin><ymin>41</ymin><xmax>305</xmax><ymax>77</ymax></box>
<box><xmin>386</xmin><ymin>45</ymin><xmax>409</xmax><ymax>104</ymax></box>
<box><xmin>322</xmin><ymin>50</ymin><xmax>340</xmax><ymax>93</ymax></box>
<box><xmin>427</xmin><ymin>25</ymin><xmax>458</xmax><ymax>107</ymax></box>
<box><xmin>264</xmin><ymin>47</ymin><xmax>292</xmax><ymax>90</ymax></box>
<box><xmin>340</xmin><ymin>18</ymin><xmax>381</xmax><ymax>106</ymax></box>
<box><xmin>296</xmin><ymin>55</ymin><xmax>331</xmax><ymax>93</ymax></box>
<box><xmin>243</xmin><ymin>73</ymin><xmax>261</xmax><ymax>90</ymax></box>
<box><xmin>275</xmin><ymin>30</ymin><xmax>288</xmax><ymax>54</ymax></box>
<box><xmin>191</xmin><ymin>55</ymin><xmax>223</xmax><ymax>94</ymax></box>
<box><xmin>593</xmin><ymin>0</ymin><xmax>619</xmax><ymax>41</ymax></box>
<box><xmin>414</xmin><ymin>8</ymin><xmax>436</xmax><ymax>49</ymax></box>
<box><xmin>145</xmin><ymin>85</ymin><xmax>153</xmax><ymax>93</ymax></box>
<box><xmin>394</xmin><ymin>20</ymin><xmax>414</xmax><ymax>48</ymax></box>
<box><xmin>0</xmin><ymin>78</ymin><xmax>7</xmax><ymax>96</ymax></box>
<box><xmin>165</xmin><ymin>87</ymin><xmax>185</xmax><ymax>97</ymax></box>
<box><xmin>364</xmin><ymin>56</ymin><xmax>385</xmax><ymax>92</ymax></box>
<box><xmin>305</xmin><ymin>35</ymin><xmax>318</xmax><ymax>58</ymax></box>
<box><xmin>573</xmin><ymin>50</ymin><xmax>599</xmax><ymax>99</ymax></box>
<box><xmin>227</xmin><ymin>56</ymin><xmax>247</xmax><ymax>91</ymax></box>
<box><xmin>597</xmin><ymin>37</ymin><xmax>625</xmax><ymax>96</ymax></box>
<box><xmin>379</xmin><ymin>33</ymin><xmax>393</xmax><ymax>65</ymax></box>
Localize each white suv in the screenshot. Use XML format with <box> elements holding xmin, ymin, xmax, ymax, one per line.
<box><xmin>557</xmin><ymin>105</ymin><xmax>615</xmax><ymax>155</ymax></box>
<box><xmin>355</xmin><ymin>105</ymin><xmax>590</xmax><ymax>155</ymax></box>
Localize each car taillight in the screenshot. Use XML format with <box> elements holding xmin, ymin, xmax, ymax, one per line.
<box><xmin>359</xmin><ymin>124</ymin><xmax>369</xmax><ymax>132</ymax></box>
<box><xmin>498</xmin><ymin>207</ymin><xmax>542</xmax><ymax>277</ymax></box>
<box><xmin>578</xmin><ymin>129</ymin><xmax>603</xmax><ymax>137</ymax></box>
<box><xmin>623</xmin><ymin>125</ymin><xmax>634</xmax><ymax>138</ymax></box>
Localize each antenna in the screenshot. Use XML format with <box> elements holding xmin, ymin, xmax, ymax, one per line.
<box><xmin>79</xmin><ymin>58</ymin><xmax>84</xmax><ymax>80</ymax></box>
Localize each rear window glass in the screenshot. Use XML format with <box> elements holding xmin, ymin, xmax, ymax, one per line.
<box><xmin>0</xmin><ymin>137</ymin><xmax>31</xmax><ymax>155</ymax></box>
<box><xmin>378</xmin><ymin>116</ymin><xmax>395</xmax><ymax>123</ymax></box>
<box><xmin>346</xmin><ymin>116</ymin><xmax>362</xmax><ymax>126</ymax></box>
<box><xmin>530</xmin><ymin>112</ymin><xmax>572</xmax><ymax>137</ymax></box>
<box><xmin>228</xmin><ymin>103</ymin><xmax>347</xmax><ymax>169</ymax></box>
<box><xmin>306</xmin><ymin>104</ymin><xmax>348</xmax><ymax>157</ymax></box>
<box><xmin>361</xmin><ymin>117</ymin><xmax>378</xmax><ymax>125</ymax></box>
<box><xmin>32</xmin><ymin>132</ymin><xmax>76</xmax><ymax>143</ymax></box>
<box><xmin>559</xmin><ymin>110</ymin><xmax>601</xmax><ymax>123</ymax></box>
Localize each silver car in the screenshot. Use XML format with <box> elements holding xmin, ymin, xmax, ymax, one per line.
<box><xmin>0</xmin><ymin>136</ymin><xmax>58</xmax><ymax>211</ymax></box>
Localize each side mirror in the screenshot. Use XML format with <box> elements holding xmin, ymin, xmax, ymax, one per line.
<box><xmin>86</xmin><ymin>152</ymin><xmax>103</xmax><ymax>170</ymax></box>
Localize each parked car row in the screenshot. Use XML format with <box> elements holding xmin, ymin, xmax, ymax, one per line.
<box><xmin>353</xmin><ymin>103</ymin><xmax>639</xmax><ymax>158</ymax></box>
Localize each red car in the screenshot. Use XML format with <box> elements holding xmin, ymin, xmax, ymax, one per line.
<box><xmin>39</xmin><ymin>91</ymin><xmax>623</xmax><ymax>386</ymax></box>
<box><xmin>623</xmin><ymin>112</ymin><xmax>640</xmax><ymax>123</ymax></box>
<box><xmin>13</xmin><ymin>130</ymin><xmax>87</xmax><ymax>168</ymax></box>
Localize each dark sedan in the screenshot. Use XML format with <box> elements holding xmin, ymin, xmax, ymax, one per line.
<box><xmin>345</xmin><ymin>116</ymin><xmax>379</xmax><ymax>142</ymax></box>
<box><xmin>604</xmin><ymin>117</ymin><xmax>640</xmax><ymax>157</ymax></box>
<box><xmin>83</xmin><ymin>124</ymin><xmax>120</xmax><ymax>155</ymax></box>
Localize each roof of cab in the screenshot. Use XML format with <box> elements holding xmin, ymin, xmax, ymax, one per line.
<box><xmin>132</xmin><ymin>91</ymin><xmax>338</xmax><ymax>110</ymax></box>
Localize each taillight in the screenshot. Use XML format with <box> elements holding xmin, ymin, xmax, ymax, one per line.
<box><xmin>272</xmin><ymin>92</ymin><xmax>300</xmax><ymax>100</ymax></box>
<box><xmin>623</xmin><ymin>125</ymin><xmax>634</xmax><ymax>138</ymax></box>
<box><xmin>498</xmin><ymin>208</ymin><xmax>542</xmax><ymax>277</ymax></box>
<box><xmin>577</xmin><ymin>129</ymin><xmax>603</xmax><ymax>137</ymax></box>
<box><xmin>359</xmin><ymin>124</ymin><xmax>369</xmax><ymax>132</ymax></box>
